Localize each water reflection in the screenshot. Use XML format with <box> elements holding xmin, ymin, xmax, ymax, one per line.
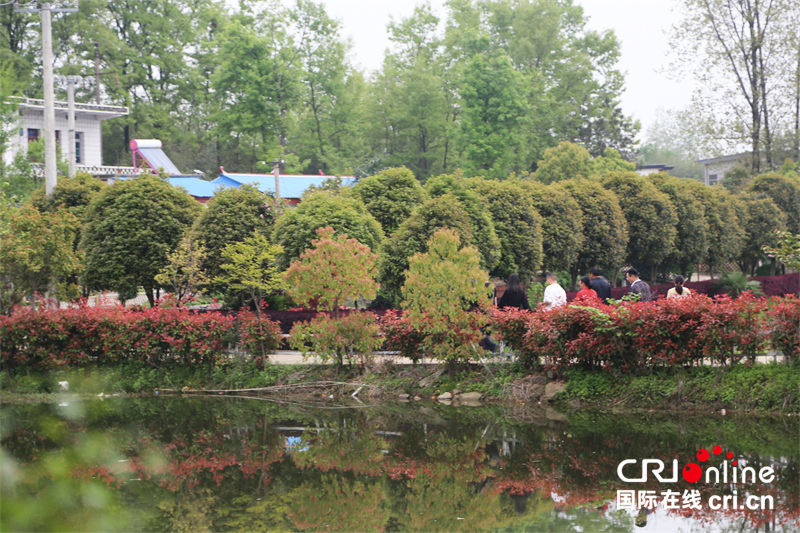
<box><xmin>1</xmin><ymin>397</ymin><xmax>797</xmax><ymax>532</ymax></box>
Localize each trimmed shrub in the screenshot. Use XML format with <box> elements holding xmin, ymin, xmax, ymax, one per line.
<box><xmin>378</xmin><ymin>310</ymin><xmax>425</xmax><ymax>363</ymax></box>
<box><xmin>289</xmin><ymin>312</ymin><xmax>383</xmax><ymax>367</ymax></box>
<box><xmin>766</xmin><ymin>295</ymin><xmax>800</xmax><ymax>362</ymax></box>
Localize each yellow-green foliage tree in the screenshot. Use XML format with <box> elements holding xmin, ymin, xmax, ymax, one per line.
<box><xmin>533</xmin><ymin>141</ymin><xmax>592</xmax><ymax>184</ymax></box>
<box><xmin>155</xmin><ymin>233</ymin><xmax>209</xmax><ymax>305</ymax></box>
<box><xmin>0</xmin><ymin>205</ymin><xmax>83</xmax><ymax>312</ymax></box>
<box><xmin>402</xmin><ymin>228</ymin><xmax>490</xmax><ymax>370</ymax></box>
<box><xmin>216</xmin><ymin>230</ymin><xmax>283</xmax><ymax>316</ymax></box>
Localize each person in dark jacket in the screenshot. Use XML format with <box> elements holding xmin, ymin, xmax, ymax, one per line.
<box><xmin>497</xmin><ymin>273</ymin><xmax>530</xmax><ymax>310</ymax></box>
<box><xmin>588</xmin><ymin>266</ymin><xmax>612</xmax><ymax>303</ymax></box>
<box><xmin>626</xmin><ymin>267</ymin><xmax>652</xmax><ymax>302</ymax></box>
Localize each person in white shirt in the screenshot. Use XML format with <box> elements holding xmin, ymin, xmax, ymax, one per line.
<box><xmin>543</xmin><ymin>272</ymin><xmax>567</xmax><ymax>308</ymax></box>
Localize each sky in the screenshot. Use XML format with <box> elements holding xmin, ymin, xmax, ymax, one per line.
<box><xmin>316</xmin><ymin>0</ymin><xmax>696</xmax><ymax>140</ymax></box>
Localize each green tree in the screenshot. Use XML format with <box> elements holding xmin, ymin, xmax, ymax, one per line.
<box><xmin>0</xmin><ymin>205</ymin><xmax>82</xmax><ymax>312</ymax></box>
<box><xmin>737</xmin><ymin>194</ymin><xmax>787</xmax><ymax>275</ymax></box>
<box><xmin>561</xmin><ymin>178</ymin><xmax>628</xmax><ymax>288</ymax></box>
<box><xmin>425</xmin><ymin>173</ymin><xmax>501</xmax><ymax>272</ymax></box>
<box><xmin>533</xmin><ymin>141</ymin><xmax>592</xmax><ymax>184</ymax></box>
<box><xmin>648</xmin><ymin>173</ymin><xmax>709</xmax><ymax>277</ymax></box>
<box><xmin>80</xmin><ymin>173</ymin><xmax>202</xmax><ymax>306</ymax></box>
<box><xmin>457</xmin><ymin>42</ymin><xmax>529</xmax><ymax>178</ymax></box>
<box><xmin>684</xmin><ymin>181</ymin><xmax>746</xmax><ymax>278</ymax></box>
<box><xmin>216</xmin><ymin>230</ymin><xmax>283</xmax><ymax>316</ymax></box>
<box><xmin>591</xmin><ymin>147</ymin><xmax>636</xmax><ymax>177</ymax></box>
<box><xmin>467</xmin><ymin>178</ymin><xmax>543</xmax><ymax>281</ymax></box>
<box><xmin>379</xmin><ymin>195</ymin><xmax>475</xmax><ymax>306</ymax></box>
<box><xmin>283</xmin><ymin>226</ymin><xmax>378</xmax><ymax>319</ymax></box>
<box><xmin>193</xmin><ymin>184</ymin><xmax>275</xmax><ymax>290</ymax></box>
<box><xmin>272</xmin><ymin>190</ymin><xmax>384</xmax><ymax>269</ymax></box>
<box><xmin>524</xmin><ymin>181</ymin><xmax>584</xmax><ymax>275</ymax></box>
<box><xmin>601</xmin><ymin>171</ymin><xmax>678</xmax><ymax>282</ymax></box>
<box><xmin>155</xmin><ymin>234</ymin><xmax>210</xmax><ymax>305</ymax></box>
<box><xmin>671</xmin><ymin>0</ymin><xmax>798</xmax><ymax>172</ymax></box>
<box><xmin>721</xmin><ymin>165</ymin><xmax>753</xmax><ymax>193</ymax></box>
<box><xmin>29</xmin><ymin>172</ymin><xmax>105</xmax><ymax>221</ymax></box>
<box><xmin>402</xmin><ymin>228</ymin><xmax>490</xmax><ymax>370</ymax></box>
<box><xmin>349</xmin><ymin>167</ymin><xmax>427</xmax><ymax>235</ymax></box>
<box><xmin>746</xmin><ymin>173</ymin><xmax>800</xmax><ymax>233</ymax></box>
<box><xmin>763</xmin><ymin>231</ymin><xmax>800</xmax><ymax>270</ymax></box>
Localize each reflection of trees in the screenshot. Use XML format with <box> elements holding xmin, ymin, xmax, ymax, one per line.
<box><xmin>2</xmin><ymin>399</ymin><xmax>799</xmax><ymax>532</ymax></box>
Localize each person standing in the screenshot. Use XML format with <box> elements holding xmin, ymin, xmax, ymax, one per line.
<box><xmin>575</xmin><ymin>276</ymin><xmax>599</xmax><ymax>301</ymax></box>
<box><xmin>497</xmin><ymin>273</ymin><xmax>530</xmax><ymax>310</ymax></box>
<box><xmin>588</xmin><ymin>266</ymin><xmax>612</xmax><ymax>303</ymax></box>
<box><xmin>667</xmin><ymin>275</ymin><xmax>692</xmax><ymax>298</ymax></box>
<box><xmin>543</xmin><ymin>272</ymin><xmax>567</xmax><ymax>308</ymax></box>
<box><xmin>625</xmin><ymin>268</ymin><xmax>652</xmax><ymax>302</ymax></box>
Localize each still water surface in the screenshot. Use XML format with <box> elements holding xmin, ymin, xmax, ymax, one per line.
<box><xmin>1</xmin><ymin>396</ymin><xmax>797</xmax><ymax>532</ymax></box>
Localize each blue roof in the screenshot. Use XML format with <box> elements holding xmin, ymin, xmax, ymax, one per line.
<box><xmin>166</xmin><ymin>177</ymin><xmax>219</xmax><ymax>198</ymax></box>
<box><xmin>212</xmin><ymin>173</ymin><xmax>356</xmax><ymax>199</ymax></box>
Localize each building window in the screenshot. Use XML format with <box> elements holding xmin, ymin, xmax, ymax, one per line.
<box><xmin>27</xmin><ymin>128</ymin><xmax>40</xmax><ymax>143</ymax></box>
<box><xmin>75</xmin><ymin>132</ymin><xmax>82</xmax><ymax>164</ymax></box>
<box><xmin>708</xmin><ymin>173</ymin><xmax>718</xmax><ymax>186</ymax></box>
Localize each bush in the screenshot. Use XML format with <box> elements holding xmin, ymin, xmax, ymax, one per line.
<box><xmin>520</xmin><ymin>294</ymin><xmax>772</xmax><ymax>373</ymax></box>
<box><xmin>378</xmin><ymin>310</ymin><xmax>425</xmax><ymax>363</ymax></box>
<box><xmin>0</xmin><ymin>306</ymin><xmax>285</xmax><ymax>371</ymax></box>
<box><xmin>289</xmin><ymin>312</ymin><xmax>383</xmax><ymax>367</ymax></box>
<box><xmin>766</xmin><ymin>295</ymin><xmax>800</xmax><ymax>362</ymax></box>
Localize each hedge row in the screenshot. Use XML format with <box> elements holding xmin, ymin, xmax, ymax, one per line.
<box><xmin>491</xmin><ymin>294</ymin><xmax>799</xmax><ymax>372</ymax></box>
<box><xmin>2</xmin><ymin>295</ymin><xmax>798</xmax><ymax>373</ymax></box>
<box><xmin>0</xmin><ymin>306</ymin><xmax>281</xmax><ymax>370</ymax></box>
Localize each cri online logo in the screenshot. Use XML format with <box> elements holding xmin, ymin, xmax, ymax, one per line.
<box><xmin>617</xmin><ymin>446</ymin><xmax>776</xmax><ymax>484</ymax></box>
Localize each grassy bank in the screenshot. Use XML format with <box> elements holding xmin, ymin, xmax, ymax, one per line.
<box><xmin>2</xmin><ymin>360</ymin><xmax>797</xmax><ymax>413</ymax></box>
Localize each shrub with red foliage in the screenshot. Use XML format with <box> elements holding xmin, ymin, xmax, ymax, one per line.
<box><xmin>765</xmin><ymin>295</ymin><xmax>800</xmax><ymax>362</ymax></box>
<box><xmin>488</xmin><ymin>307</ymin><xmax>534</xmax><ymax>354</ymax></box>
<box><xmin>520</xmin><ymin>294</ymin><xmax>772</xmax><ymax>373</ymax></box>
<box><xmin>378</xmin><ymin>310</ymin><xmax>425</xmax><ymax>363</ymax></box>
<box><xmin>0</xmin><ymin>306</ymin><xmax>285</xmax><ymax>370</ymax></box>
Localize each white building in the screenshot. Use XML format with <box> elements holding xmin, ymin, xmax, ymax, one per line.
<box><xmin>696</xmin><ymin>153</ymin><xmax>751</xmax><ymax>186</ymax></box>
<box><xmin>3</xmin><ymin>96</ymin><xmax>136</xmax><ymax>175</ymax></box>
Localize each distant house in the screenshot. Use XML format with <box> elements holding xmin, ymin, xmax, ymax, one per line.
<box><xmin>696</xmin><ymin>153</ymin><xmax>751</xmax><ymax>186</ymax></box>
<box><xmin>636</xmin><ymin>164</ymin><xmax>674</xmax><ymax>176</ymax></box>
<box><xmin>211</xmin><ymin>171</ymin><xmax>357</xmax><ymax>205</ymax></box>
<box><xmin>3</xmin><ymin>96</ymin><xmax>136</xmax><ymax>176</ymax></box>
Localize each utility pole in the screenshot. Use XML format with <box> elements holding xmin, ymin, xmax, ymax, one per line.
<box><xmin>66</xmin><ymin>76</ymin><xmax>76</xmax><ymax>177</ymax></box>
<box><xmin>272</xmin><ymin>158</ymin><xmax>282</xmax><ymax>199</ymax></box>
<box><xmin>15</xmin><ymin>1</ymin><xmax>79</xmax><ymax>195</ymax></box>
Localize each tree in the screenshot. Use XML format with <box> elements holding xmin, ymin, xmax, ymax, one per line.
<box><xmin>349</xmin><ymin>167</ymin><xmax>427</xmax><ymax>235</ymax></box>
<box><xmin>671</xmin><ymin>0</ymin><xmax>797</xmax><ymax>172</ymax></box>
<box><xmin>402</xmin><ymin>228</ymin><xmax>490</xmax><ymax>370</ymax></box>
<box><xmin>0</xmin><ymin>205</ymin><xmax>82</xmax><ymax>312</ymax></box>
<box><xmin>80</xmin><ymin>173</ymin><xmax>202</xmax><ymax>306</ymax></box>
<box><xmin>737</xmin><ymin>194</ymin><xmax>786</xmax><ymax>275</ymax></box>
<box><xmin>533</xmin><ymin>141</ymin><xmax>592</xmax><ymax>184</ymax></box>
<box><xmin>283</xmin><ymin>227</ymin><xmax>378</xmax><ymax>319</ymax></box>
<box><xmin>193</xmin><ymin>184</ymin><xmax>275</xmax><ymax>290</ymax></box>
<box><xmin>747</xmin><ymin>173</ymin><xmax>800</xmax><ymax>233</ymax></box>
<box><xmin>683</xmin><ymin>181</ymin><xmax>746</xmax><ymax>278</ymax></box>
<box><xmin>155</xmin><ymin>234</ymin><xmax>210</xmax><ymax>305</ymax></box>
<box><xmin>379</xmin><ymin>195</ymin><xmax>475</xmax><ymax>306</ymax></box>
<box><xmin>425</xmin><ymin>173</ymin><xmax>501</xmax><ymax>272</ymax></box>
<box><xmin>560</xmin><ymin>178</ymin><xmax>628</xmax><ymax>288</ymax></box>
<box><xmin>467</xmin><ymin>178</ymin><xmax>543</xmax><ymax>281</ymax></box>
<box><xmin>457</xmin><ymin>42</ymin><xmax>529</xmax><ymax>178</ymax></box>
<box><xmin>216</xmin><ymin>230</ymin><xmax>283</xmax><ymax>316</ymax></box>
<box><xmin>272</xmin><ymin>191</ymin><xmax>384</xmax><ymax>269</ymax></box>
<box><xmin>648</xmin><ymin>173</ymin><xmax>709</xmax><ymax>277</ymax></box>
<box><xmin>763</xmin><ymin>231</ymin><xmax>800</xmax><ymax>270</ymax></box>
<box><xmin>524</xmin><ymin>181</ymin><xmax>584</xmax><ymax>276</ymax></box>
<box><xmin>601</xmin><ymin>171</ymin><xmax>678</xmax><ymax>282</ymax></box>
<box><xmin>591</xmin><ymin>148</ymin><xmax>636</xmax><ymax>177</ymax></box>
<box><xmin>30</xmin><ymin>172</ymin><xmax>105</xmax><ymax>221</ymax></box>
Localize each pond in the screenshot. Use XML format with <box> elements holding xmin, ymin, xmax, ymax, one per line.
<box><xmin>1</xmin><ymin>396</ymin><xmax>798</xmax><ymax>532</ymax></box>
